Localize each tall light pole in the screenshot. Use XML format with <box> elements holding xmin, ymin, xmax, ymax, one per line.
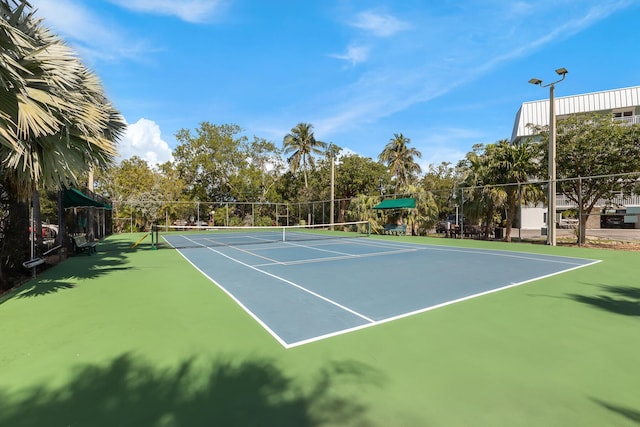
<box><xmin>330</xmin><ymin>150</ymin><xmax>335</xmax><ymax>229</ymax></box>
<box><xmin>327</xmin><ymin>143</ymin><xmax>339</xmax><ymax>230</ymax></box>
<box><xmin>529</xmin><ymin>67</ymin><xmax>568</xmax><ymax>246</ymax></box>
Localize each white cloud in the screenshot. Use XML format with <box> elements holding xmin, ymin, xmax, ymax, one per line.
<box><xmin>350</xmin><ymin>10</ymin><xmax>411</xmax><ymax>37</ymax></box>
<box><xmin>117</xmin><ymin>118</ymin><xmax>173</xmax><ymax>165</ymax></box>
<box><xmin>108</xmin><ymin>0</ymin><xmax>227</xmax><ymax>23</ymax></box>
<box><xmin>329</xmin><ymin>44</ymin><xmax>370</xmax><ymax>66</ymax></box>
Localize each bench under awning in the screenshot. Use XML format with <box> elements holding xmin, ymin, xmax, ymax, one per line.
<box><xmin>373</xmin><ymin>198</ymin><xmax>416</xmax><ymax>209</ymax></box>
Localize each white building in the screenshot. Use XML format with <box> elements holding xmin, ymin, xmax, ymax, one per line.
<box><xmin>511</xmin><ymin>85</ymin><xmax>640</xmax><ymax>144</ymax></box>
<box><xmin>510</xmin><ymin>86</ymin><xmax>640</xmax><ymax>230</ymax></box>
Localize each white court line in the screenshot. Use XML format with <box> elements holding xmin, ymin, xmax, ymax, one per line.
<box><xmin>166</xmin><ymin>234</ymin><xmax>601</xmax><ymax>349</ymax></box>
<box><xmin>412</xmin><ymin>245</ymin><xmax>592</xmax><ymax>265</ymax></box>
<box><xmin>257</xmin><ymin>237</ymin><xmax>590</xmax><ymax>267</ymax></box>
<box><xmin>165</xmin><ymin>238</ymin><xmax>290</xmax><ymax>348</ymax></box>
<box><xmin>248</xmin><ymin>237</ymin><xmax>422</xmax><ymax>254</ymax></box>
<box><xmin>178</xmin><ymin>235</ymin><xmax>375</xmax><ymax>325</ymax></box>
<box><xmin>284</xmin><ymin>258</ymin><xmax>602</xmax><ymax>348</ymax></box>
<box><xmin>346</xmin><ymin>237</ymin><xmax>596</xmax><ymax>266</ymax></box>
<box><xmin>253</xmin><ymin>247</ymin><xmax>420</xmax><ymax>267</ymax></box>
<box><xmin>282</xmin><ymin>240</ymin><xmax>365</xmax><ymax>256</ymax></box>
<box><xmin>225</xmin><ymin>242</ymin><xmax>285</xmax><ymax>265</ymax></box>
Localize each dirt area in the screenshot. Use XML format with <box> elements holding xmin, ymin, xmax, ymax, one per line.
<box><xmin>559</xmin><ymin>238</ymin><xmax>640</xmax><ymax>251</ymax></box>
<box><xmin>521</xmin><ymin>228</ymin><xmax>640</xmax><ymax>251</ymax></box>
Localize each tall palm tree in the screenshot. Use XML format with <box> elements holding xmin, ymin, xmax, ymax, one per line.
<box><xmin>0</xmin><ymin>1</ymin><xmax>125</xmax><ymax>286</ymax></box>
<box><xmin>283</xmin><ymin>122</ymin><xmax>326</xmax><ymax>224</ymax></box>
<box><xmin>378</xmin><ymin>133</ymin><xmax>422</xmax><ymax>193</ymax></box>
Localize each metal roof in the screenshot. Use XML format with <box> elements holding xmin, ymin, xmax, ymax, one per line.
<box><xmin>511</xmin><ymin>86</ymin><xmax>640</xmax><ymax>142</ymax></box>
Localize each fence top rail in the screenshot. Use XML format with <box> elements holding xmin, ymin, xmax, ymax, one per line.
<box><xmin>451</xmin><ymin>171</ymin><xmax>640</xmax><ymax>192</ymax></box>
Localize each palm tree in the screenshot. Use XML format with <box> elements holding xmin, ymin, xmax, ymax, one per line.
<box><xmin>1</xmin><ymin>4</ymin><xmax>124</xmax><ymax>193</ymax></box>
<box><xmin>0</xmin><ymin>1</ymin><xmax>125</xmax><ymax>286</ymax></box>
<box><xmin>486</xmin><ymin>140</ymin><xmax>539</xmax><ymax>241</ymax></box>
<box><xmin>402</xmin><ymin>184</ymin><xmax>439</xmax><ymax>235</ymax></box>
<box><xmin>460</xmin><ymin>147</ymin><xmax>506</xmax><ymax>239</ymax></box>
<box><xmin>378</xmin><ymin>133</ymin><xmax>422</xmax><ymax>193</ymax></box>
<box><xmin>283</xmin><ymin>122</ymin><xmax>326</xmax><ymax>224</ymax></box>
<box><xmin>346</xmin><ymin>194</ymin><xmax>382</xmax><ymax>234</ymax></box>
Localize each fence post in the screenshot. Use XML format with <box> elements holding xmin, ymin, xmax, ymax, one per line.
<box><xmin>578</xmin><ymin>176</ymin><xmax>582</xmax><ymax>247</ymax></box>
<box><xmin>517</xmin><ymin>183</ymin><xmax>522</xmax><ymax>241</ymax></box>
<box><xmin>460</xmin><ymin>188</ymin><xmax>464</xmax><ymax>239</ymax></box>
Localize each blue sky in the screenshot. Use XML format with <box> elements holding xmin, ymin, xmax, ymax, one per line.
<box><xmin>30</xmin><ymin>0</ymin><xmax>640</xmax><ymax>170</ymax></box>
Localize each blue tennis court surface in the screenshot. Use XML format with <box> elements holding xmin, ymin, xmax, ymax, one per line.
<box><xmin>162</xmin><ymin>233</ymin><xmax>599</xmax><ymax>348</ymax></box>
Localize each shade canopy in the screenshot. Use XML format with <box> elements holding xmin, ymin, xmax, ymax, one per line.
<box><xmin>63</xmin><ymin>188</ymin><xmax>111</xmax><ymax>209</ymax></box>
<box><xmin>373</xmin><ymin>198</ymin><xmax>416</xmax><ymax>210</ymax></box>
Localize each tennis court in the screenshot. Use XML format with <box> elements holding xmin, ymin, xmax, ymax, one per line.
<box><xmin>158</xmin><ymin>224</ymin><xmax>599</xmax><ymax>348</ymax></box>
<box><xmin>2</xmin><ymin>232</ymin><xmax>639</xmax><ymax>426</ymax></box>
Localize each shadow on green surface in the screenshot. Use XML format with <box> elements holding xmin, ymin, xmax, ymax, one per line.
<box><xmin>1</xmin><ymin>239</ymin><xmax>140</xmax><ymax>303</ymax></box>
<box><xmin>568</xmin><ymin>283</ymin><xmax>640</xmax><ymax>317</ymax></box>
<box><xmin>0</xmin><ymin>353</ymin><xmax>383</xmax><ymax>427</ymax></box>
<box><xmin>592</xmin><ymin>398</ymin><xmax>640</xmax><ymax>424</ymax></box>
<box><xmin>14</xmin><ymin>280</ymin><xmax>76</xmax><ymax>298</ymax></box>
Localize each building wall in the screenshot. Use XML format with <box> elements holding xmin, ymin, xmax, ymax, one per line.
<box><xmin>511</xmin><ymin>86</ymin><xmax>640</xmax><ymax>142</ymax></box>
<box><xmin>519</xmin><ymin>206</ymin><xmax>546</xmax><ymax>230</ymax></box>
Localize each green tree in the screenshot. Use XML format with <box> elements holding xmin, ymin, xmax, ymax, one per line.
<box><xmin>238</xmin><ymin>137</ymin><xmax>284</xmax><ymax>203</ymax></box>
<box><xmin>173</xmin><ymin>123</ymin><xmax>248</xmax><ymax>202</ymax></box>
<box><xmin>533</xmin><ymin>113</ymin><xmax>640</xmax><ymax>244</ymax></box>
<box><xmin>283</xmin><ymin>123</ymin><xmax>326</xmax><ymax>224</ymax></box>
<box><xmin>307</xmin><ymin>153</ymin><xmax>389</xmax><ymax>223</ymax></box>
<box><xmin>0</xmin><ymin>1</ymin><xmax>124</xmax><ymax>287</ymax></box>
<box><xmin>459</xmin><ymin>144</ymin><xmax>506</xmax><ymax>238</ymax></box>
<box><xmin>95</xmin><ymin>157</ymin><xmax>160</xmax><ymax>231</ymax></box>
<box><xmin>346</xmin><ymin>194</ymin><xmax>382</xmax><ymax>234</ymax></box>
<box><xmin>421</xmin><ymin>162</ymin><xmax>463</xmax><ymax>219</ymax></box>
<box><xmin>485</xmin><ymin>140</ymin><xmax>539</xmax><ymax>242</ymax></box>
<box><xmin>378</xmin><ymin>133</ymin><xmax>422</xmax><ymax>193</ymax></box>
<box><xmin>235</xmin><ymin>138</ymin><xmax>284</xmax><ymax>225</ymax></box>
<box><xmin>402</xmin><ymin>184</ymin><xmax>439</xmax><ymax>235</ymax></box>
<box><xmin>156</xmin><ymin>160</ymin><xmax>190</xmax><ymax>223</ymax></box>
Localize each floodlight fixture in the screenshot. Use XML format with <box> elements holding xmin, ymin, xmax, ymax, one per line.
<box><xmin>528</xmin><ymin>78</ymin><xmax>543</xmax><ymax>85</ymax></box>
<box><xmin>555</xmin><ymin>67</ymin><xmax>568</xmax><ymax>76</ymax></box>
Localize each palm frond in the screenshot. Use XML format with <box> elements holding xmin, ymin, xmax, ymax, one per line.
<box><xmin>0</xmin><ymin>0</ymin><xmax>125</xmax><ymax>194</ymax></box>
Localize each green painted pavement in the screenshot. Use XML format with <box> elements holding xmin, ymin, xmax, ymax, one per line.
<box><xmin>0</xmin><ymin>233</ymin><xmax>638</xmax><ymax>426</ymax></box>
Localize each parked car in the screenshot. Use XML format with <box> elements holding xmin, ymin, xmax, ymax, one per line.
<box><xmin>436</xmin><ymin>214</ymin><xmax>466</xmax><ymax>233</ymax></box>
<box><xmin>601</xmin><ymin>215</ymin><xmax>625</xmax><ymax>228</ymax></box>
<box><xmin>28</xmin><ymin>224</ymin><xmax>58</xmax><ymax>247</ymax></box>
<box><xmin>29</xmin><ymin>224</ymin><xmax>58</xmax><ymax>239</ymax></box>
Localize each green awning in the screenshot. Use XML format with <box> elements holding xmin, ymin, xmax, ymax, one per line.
<box><xmin>63</xmin><ymin>188</ymin><xmax>111</xmax><ymax>209</ymax></box>
<box><xmin>373</xmin><ymin>198</ymin><xmax>416</xmax><ymax>209</ymax></box>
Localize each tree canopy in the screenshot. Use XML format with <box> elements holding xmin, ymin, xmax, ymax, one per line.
<box><xmin>532</xmin><ymin>113</ymin><xmax>640</xmax><ymax>243</ymax></box>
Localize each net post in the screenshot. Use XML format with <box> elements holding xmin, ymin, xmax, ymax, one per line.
<box><xmin>282</xmin><ymin>226</ymin><xmax>286</xmax><ymax>242</ymax></box>
<box><xmin>151</xmin><ymin>224</ymin><xmax>157</xmax><ymax>250</ymax></box>
<box><xmin>367</xmin><ymin>220</ymin><xmax>371</xmax><ymax>236</ymax></box>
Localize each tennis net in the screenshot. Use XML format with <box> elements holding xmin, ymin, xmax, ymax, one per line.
<box><xmin>152</xmin><ymin>221</ymin><xmax>370</xmax><ymax>249</ymax></box>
